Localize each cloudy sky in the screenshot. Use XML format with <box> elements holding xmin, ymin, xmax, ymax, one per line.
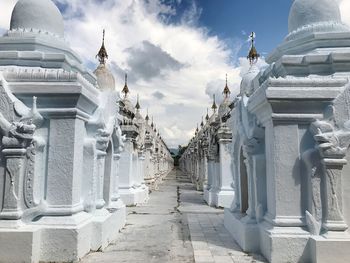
<box><xmin>0</xmin><ymin>0</ymin><xmax>350</xmax><ymax>148</ymax></box>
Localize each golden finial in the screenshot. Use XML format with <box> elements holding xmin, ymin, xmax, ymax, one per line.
<box><xmin>247</xmin><ymin>32</ymin><xmax>260</xmax><ymax>65</ymax></box>
<box><xmin>135</xmin><ymin>94</ymin><xmax>140</xmax><ymax>110</ymax></box>
<box><xmin>211</xmin><ymin>94</ymin><xmax>217</xmax><ymax>112</ymax></box>
<box><xmin>223</xmin><ymin>74</ymin><xmax>231</xmax><ymax>98</ymax></box>
<box><xmin>122</xmin><ymin>73</ymin><xmax>129</xmax><ymax>98</ymax></box>
<box><xmin>96</xmin><ymin>29</ymin><xmax>108</xmax><ymax>64</ymax></box>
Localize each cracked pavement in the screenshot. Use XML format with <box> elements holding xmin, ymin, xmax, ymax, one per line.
<box><xmin>82</xmin><ymin>169</ymin><xmax>265</xmax><ymax>263</ymax></box>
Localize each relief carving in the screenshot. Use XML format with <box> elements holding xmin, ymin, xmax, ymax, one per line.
<box><xmin>309</xmin><ymin>107</ymin><xmax>350</xmax><ymax>232</ymax></box>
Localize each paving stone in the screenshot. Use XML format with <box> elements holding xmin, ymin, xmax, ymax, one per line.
<box><xmin>195</xmin><ymin>255</ymin><xmax>215</xmax><ymax>263</ymax></box>
<box><xmin>210</xmin><ymin>248</ymin><xmax>229</xmax><ymax>256</ymax></box>
<box><xmin>82</xmin><ymin>169</ymin><xmax>267</xmax><ymax>263</ymax></box>
<box><xmin>213</xmin><ymin>255</ymin><xmax>234</xmax><ymax>263</ymax></box>
<box><xmin>194</xmin><ymin>250</ymin><xmax>213</xmax><ymax>257</ymax></box>
<box><xmin>192</xmin><ymin>241</ymin><xmax>210</xmax><ymax>250</ymax></box>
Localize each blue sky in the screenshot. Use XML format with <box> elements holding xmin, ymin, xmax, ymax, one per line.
<box><xmin>196</xmin><ymin>0</ymin><xmax>291</xmax><ymax>59</ymax></box>
<box><xmin>160</xmin><ymin>0</ymin><xmax>292</xmax><ymax>63</ymax></box>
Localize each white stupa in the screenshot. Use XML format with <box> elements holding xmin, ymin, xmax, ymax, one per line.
<box><xmin>268</xmin><ymin>0</ymin><xmax>350</xmax><ymax>63</ymax></box>
<box><xmin>288</xmin><ymin>0</ymin><xmax>343</xmax><ymax>33</ymax></box>
<box><xmin>10</xmin><ymin>0</ymin><xmax>65</xmax><ymax>38</ymax></box>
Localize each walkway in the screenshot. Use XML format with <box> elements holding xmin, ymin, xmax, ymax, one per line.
<box><xmin>82</xmin><ymin>169</ymin><xmax>266</xmax><ymax>263</ymax></box>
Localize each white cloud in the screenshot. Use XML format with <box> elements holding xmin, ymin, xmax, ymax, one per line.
<box><xmin>0</xmin><ymin>0</ymin><xmax>17</xmax><ymax>30</ymax></box>
<box><xmin>50</xmin><ymin>0</ymin><xmax>238</xmax><ymax>148</ymax></box>
<box><xmin>339</xmin><ymin>0</ymin><xmax>350</xmax><ymax>26</ymax></box>
<box><xmin>2</xmin><ymin>0</ymin><xmax>348</xmax><ymax>148</ymax></box>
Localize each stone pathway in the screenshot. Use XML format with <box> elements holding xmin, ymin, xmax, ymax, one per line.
<box><xmin>82</xmin><ymin>169</ymin><xmax>266</xmax><ymax>263</ymax></box>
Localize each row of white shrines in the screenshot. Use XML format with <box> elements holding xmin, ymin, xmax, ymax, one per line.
<box><xmin>180</xmin><ymin>0</ymin><xmax>350</xmax><ymax>262</ymax></box>
<box><xmin>0</xmin><ymin>0</ymin><xmax>174</xmax><ymax>262</ymax></box>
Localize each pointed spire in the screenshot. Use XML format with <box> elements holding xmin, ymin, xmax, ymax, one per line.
<box><xmin>223</xmin><ymin>74</ymin><xmax>231</xmax><ymax>99</ymax></box>
<box><xmin>122</xmin><ymin>73</ymin><xmax>129</xmax><ymax>98</ymax></box>
<box><xmin>151</xmin><ymin>116</ymin><xmax>154</xmax><ymax>128</ymax></box>
<box><xmin>200</xmin><ymin>116</ymin><xmax>204</xmax><ymax>127</ymax></box>
<box><xmin>205</xmin><ymin>108</ymin><xmax>210</xmax><ymax>121</ymax></box>
<box><xmin>247</xmin><ymin>32</ymin><xmax>260</xmax><ymax>65</ymax></box>
<box><xmin>211</xmin><ymin>94</ymin><xmax>217</xmax><ymax>112</ymax></box>
<box><xmin>145</xmin><ymin>108</ymin><xmax>149</xmax><ymax>122</ymax></box>
<box><xmin>135</xmin><ymin>94</ymin><xmax>140</xmax><ymax>110</ymax></box>
<box><xmin>195</xmin><ymin>124</ymin><xmax>199</xmax><ymax>135</ymax></box>
<box><xmin>96</xmin><ymin>29</ymin><xmax>108</xmax><ymax>65</ymax></box>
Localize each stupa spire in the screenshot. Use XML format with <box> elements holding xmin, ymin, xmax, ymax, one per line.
<box><xmin>145</xmin><ymin>108</ymin><xmax>149</xmax><ymax>122</ymax></box>
<box><xmin>205</xmin><ymin>108</ymin><xmax>210</xmax><ymax>121</ymax></box>
<box><xmin>247</xmin><ymin>32</ymin><xmax>260</xmax><ymax>65</ymax></box>
<box><xmin>122</xmin><ymin>73</ymin><xmax>130</xmax><ymax>98</ymax></box>
<box><xmin>223</xmin><ymin>74</ymin><xmax>231</xmax><ymax>98</ymax></box>
<box><xmin>96</xmin><ymin>29</ymin><xmax>108</xmax><ymax>65</ymax></box>
<box><xmin>211</xmin><ymin>94</ymin><xmax>217</xmax><ymax>113</ymax></box>
<box><xmin>135</xmin><ymin>94</ymin><xmax>141</xmax><ymax>110</ymax></box>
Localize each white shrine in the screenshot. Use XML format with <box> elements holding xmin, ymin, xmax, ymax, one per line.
<box><xmin>181</xmin><ymin>0</ymin><xmax>350</xmax><ymax>262</ymax></box>
<box><xmin>118</xmin><ymin>76</ymin><xmax>173</xmax><ymax>205</ymax></box>
<box><xmin>0</xmin><ymin>0</ymin><xmax>174</xmax><ymax>262</ymax></box>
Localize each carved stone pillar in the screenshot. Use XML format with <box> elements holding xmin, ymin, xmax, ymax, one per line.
<box><xmin>241</xmin><ymin>134</ymin><xmax>266</xmax><ymax>223</ymax></box>
<box><xmin>119</xmin><ymin>138</ymin><xmax>134</xmax><ymax>191</ymax></box>
<box><xmin>96</xmin><ymin>150</ymin><xmax>107</xmax><ymax>209</ymax></box>
<box><xmin>217</xmin><ymin>124</ymin><xmax>233</xmax><ymax>190</ymax></box>
<box><xmin>215</xmin><ymin>124</ymin><xmax>235</xmax><ymax>208</ymax></box>
<box><xmin>138</xmin><ymin>151</ymin><xmax>146</xmax><ymax>187</ymax></box>
<box><xmin>0</xmin><ymin>138</ymin><xmax>28</xmax><ymax>220</ymax></box>
<box><xmin>322</xmin><ymin>158</ymin><xmax>348</xmax><ymax>231</ymax></box>
<box><xmin>207</xmin><ymin>154</ymin><xmax>215</xmax><ymax>190</ymax></box>
<box><xmin>111</xmin><ymin>153</ymin><xmax>121</xmax><ymax>203</ymax></box>
<box><xmin>202</xmin><ymin>149</ymin><xmax>209</xmax><ymax>190</ymax></box>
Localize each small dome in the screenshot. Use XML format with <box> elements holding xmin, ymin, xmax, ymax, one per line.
<box><xmin>94</xmin><ymin>64</ymin><xmax>116</xmax><ymax>91</ymax></box>
<box><xmin>10</xmin><ymin>0</ymin><xmax>64</xmax><ymax>38</ymax></box>
<box><xmin>288</xmin><ymin>0</ymin><xmax>341</xmax><ymax>33</ymax></box>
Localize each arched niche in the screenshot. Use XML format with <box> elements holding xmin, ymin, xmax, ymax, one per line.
<box><xmin>240</xmin><ymin>147</ymin><xmax>249</xmax><ymax>214</ymax></box>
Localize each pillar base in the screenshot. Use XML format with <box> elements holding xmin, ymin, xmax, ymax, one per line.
<box><xmin>119</xmin><ymin>185</ymin><xmax>149</xmax><ymax>206</ymax></box>
<box><xmin>204</xmin><ymin>188</ymin><xmax>215</xmax><ymax>206</ymax></box>
<box><xmin>36</xmin><ymin>212</ymin><xmax>93</xmax><ymax>262</ymax></box>
<box><xmin>224</xmin><ymin>209</ymin><xmax>260</xmax><ymax>253</ymax></box>
<box><xmin>214</xmin><ymin>189</ymin><xmax>235</xmax><ymax>208</ymax></box>
<box><xmin>91</xmin><ymin>205</ymin><xmax>126</xmax><ymax>251</ymax></box>
<box><xmin>259</xmin><ymin>221</ymin><xmax>311</xmax><ymax>263</ymax></box>
<box><xmin>309</xmin><ymin>233</ymin><xmax>350</xmax><ymax>263</ymax></box>
<box><xmin>0</xmin><ymin>227</ymin><xmax>41</xmax><ymax>263</ymax></box>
